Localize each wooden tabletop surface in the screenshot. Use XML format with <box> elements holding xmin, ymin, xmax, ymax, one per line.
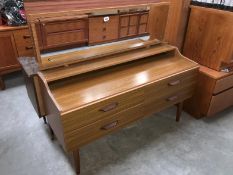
<box><xmin>49</xmin><ymin>53</ymin><xmax>198</xmax><ymax>112</ymax></box>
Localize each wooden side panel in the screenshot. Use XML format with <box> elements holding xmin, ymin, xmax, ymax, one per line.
<box><xmin>0</xmin><ymin>31</ymin><xmax>19</xmax><ymax>73</ymax></box>
<box><xmin>164</xmin><ymin>0</ymin><xmax>191</xmax><ymax>49</ymax></box>
<box><xmin>184</xmin><ymin>70</ymin><xmax>216</xmax><ymax>118</ymax></box>
<box><xmin>183</xmin><ymin>6</ymin><xmax>233</xmax><ymax>71</ymax></box>
<box><xmin>148</xmin><ymin>3</ymin><xmax>169</xmax><ymax>40</ymax></box>
<box><xmin>214</xmin><ymin>74</ymin><xmax>233</xmax><ymax>94</ymax></box>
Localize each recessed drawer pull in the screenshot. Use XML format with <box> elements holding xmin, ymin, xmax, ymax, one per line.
<box><xmin>23</xmin><ymin>35</ymin><xmax>31</xmax><ymax>39</ymax></box>
<box><xmin>25</xmin><ymin>46</ymin><xmax>33</xmax><ymax>50</ymax></box>
<box><xmin>168</xmin><ymin>80</ymin><xmax>181</xmax><ymax>86</ymax></box>
<box><xmin>167</xmin><ymin>96</ymin><xmax>178</xmax><ymax>102</ymax></box>
<box><xmin>101</xmin><ymin>121</ymin><xmax>118</xmax><ymax>130</ymax></box>
<box><xmin>99</xmin><ymin>102</ymin><xmax>118</xmax><ymax>112</ymax></box>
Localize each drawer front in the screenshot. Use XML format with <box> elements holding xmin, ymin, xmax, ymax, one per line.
<box><xmin>13</xmin><ymin>29</ymin><xmax>34</xmax><ymax>57</ymax></box>
<box><xmin>144</xmin><ymin>87</ymin><xmax>194</xmax><ymax>116</ymax></box>
<box><xmin>62</xmin><ymin>89</ymin><xmax>144</xmax><ymax>132</ymax></box>
<box><xmin>45</xmin><ymin>30</ymin><xmax>87</xmax><ymax>48</ymax></box>
<box><xmin>40</xmin><ymin>18</ymin><xmax>88</xmax><ymax>49</ymax></box>
<box><xmin>44</xmin><ymin>20</ymin><xmax>87</xmax><ymax>34</ymax></box>
<box><xmin>214</xmin><ymin>74</ymin><xmax>233</xmax><ymax>94</ymax></box>
<box><xmin>89</xmin><ymin>15</ymin><xmax>119</xmax><ymax>44</ymax></box>
<box><xmin>208</xmin><ymin>87</ymin><xmax>233</xmax><ymax>116</ymax></box>
<box><xmin>145</xmin><ymin>69</ymin><xmax>198</xmax><ymax>100</ymax></box>
<box><xmin>64</xmin><ymin>103</ymin><xmax>144</xmax><ymax>151</ymax></box>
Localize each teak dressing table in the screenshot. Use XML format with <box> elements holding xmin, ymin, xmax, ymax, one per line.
<box><xmin>20</xmin><ymin>1</ymin><xmax>199</xmax><ymax>174</ymax></box>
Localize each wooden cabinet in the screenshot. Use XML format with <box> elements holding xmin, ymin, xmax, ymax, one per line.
<box><xmin>89</xmin><ymin>15</ymin><xmax>119</xmax><ymax>44</ymax></box>
<box><xmin>0</xmin><ymin>26</ymin><xmax>33</xmax><ymax>90</ymax></box>
<box><xmin>184</xmin><ymin>66</ymin><xmax>233</xmax><ymax>118</ymax></box>
<box><xmin>183</xmin><ymin>6</ymin><xmax>233</xmax><ymax>118</ymax></box>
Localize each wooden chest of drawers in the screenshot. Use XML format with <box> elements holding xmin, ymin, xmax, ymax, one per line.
<box><xmin>184</xmin><ymin>66</ymin><xmax>233</xmax><ymax>118</ymax></box>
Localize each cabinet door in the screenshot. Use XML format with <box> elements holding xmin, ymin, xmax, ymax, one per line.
<box><xmin>0</xmin><ymin>32</ymin><xmax>19</xmax><ymax>72</ymax></box>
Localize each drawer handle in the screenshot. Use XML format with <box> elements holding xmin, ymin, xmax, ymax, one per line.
<box><xmin>25</xmin><ymin>46</ymin><xmax>33</xmax><ymax>50</ymax></box>
<box><xmin>101</xmin><ymin>121</ymin><xmax>118</xmax><ymax>130</ymax></box>
<box><xmin>23</xmin><ymin>35</ymin><xmax>31</xmax><ymax>39</ymax></box>
<box><xmin>167</xmin><ymin>96</ymin><xmax>178</xmax><ymax>102</ymax></box>
<box><xmin>103</xmin><ymin>27</ymin><xmax>106</xmax><ymax>31</ymax></box>
<box><xmin>103</xmin><ymin>35</ymin><xmax>106</xmax><ymax>39</ymax></box>
<box><xmin>168</xmin><ymin>80</ymin><xmax>181</xmax><ymax>86</ymax></box>
<box><xmin>99</xmin><ymin>102</ymin><xmax>118</xmax><ymax>112</ymax></box>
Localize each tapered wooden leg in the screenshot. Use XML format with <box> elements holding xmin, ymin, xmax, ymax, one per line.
<box><xmin>69</xmin><ymin>149</ymin><xmax>80</xmax><ymax>175</ymax></box>
<box><xmin>0</xmin><ymin>76</ymin><xmax>5</xmax><ymax>90</ymax></box>
<box><xmin>176</xmin><ymin>102</ymin><xmax>183</xmax><ymax>122</ymax></box>
<box><xmin>48</xmin><ymin>123</ymin><xmax>55</xmax><ymax>140</ymax></box>
<box><xmin>43</xmin><ymin>116</ymin><xmax>47</xmax><ymax>124</ymax></box>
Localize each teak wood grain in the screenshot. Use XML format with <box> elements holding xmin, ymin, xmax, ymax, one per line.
<box><xmin>183</xmin><ymin>6</ymin><xmax>233</xmax><ymax>71</ymax></box>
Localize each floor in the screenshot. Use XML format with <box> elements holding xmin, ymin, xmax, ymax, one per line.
<box><xmin>1</xmin><ymin>72</ymin><xmax>233</xmax><ymax>175</ymax></box>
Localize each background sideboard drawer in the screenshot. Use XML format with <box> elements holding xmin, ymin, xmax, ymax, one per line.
<box><xmin>64</xmin><ymin>103</ymin><xmax>144</xmax><ymax>150</ymax></box>
<box><xmin>61</xmin><ymin>89</ymin><xmax>144</xmax><ymax>132</ymax></box>
<box><xmin>214</xmin><ymin>74</ymin><xmax>233</xmax><ymax>94</ymax></box>
<box><xmin>13</xmin><ymin>29</ymin><xmax>34</xmax><ymax>57</ymax></box>
<box><xmin>208</xmin><ymin>87</ymin><xmax>233</xmax><ymax>116</ymax></box>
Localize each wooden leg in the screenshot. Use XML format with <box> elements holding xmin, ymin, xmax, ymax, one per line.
<box><xmin>176</xmin><ymin>102</ymin><xmax>183</xmax><ymax>122</ymax></box>
<box><xmin>69</xmin><ymin>149</ymin><xmax>80</xmax><ymax>175</ymax></box>
<box><xmin>0</xmin><ymin>76</ymin><xmax>5</xmax><ymax>90</ymax></box>
<box><xmin>43</xmin><ymin>116</ymin><xmax>47</xmax><ymax>124</ymax></box>
<box><xmin>48</xmin><ymin>123</ymin><xmax>55</xmax><ymax>140</ymax></box>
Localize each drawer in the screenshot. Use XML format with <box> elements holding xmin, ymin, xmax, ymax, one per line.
<box><xmin>145</xmin><ymin>69</ymin><xmax>198</xmax><ymax>100</ymax></box>
<box><xmin>43</xmin><ymin>19</ymin><xmax>87</xmax><ymax>34</ymax></box>
<box><xmin>89</xmin><ymin>15</ymin><xmax>119</xmax><ymax>44</ymax></box>
<box><xmin>214</xmin><ymin>74</ymin><xmax>233</xmax><ymax>94</ymax></box>
<box><xmin>208</xmin><ymin>87</ymin><xmax>233</xmax><ymax>116</ymax></box>
<box><xmin>61</xmin><ymin>89</ymin><xmax>144</xmax><ymax>132</ymax></box>
<box><xmin>13</xmin><ymin>29</ymin><xmax>34</xmax><ymax>57</ymax></box>
<box><xmin>64</xmin><ymin>103</ymin><xmax>144</xmax><ymax>150</ymax></box>
<box><xmin>145</xmin><ymin>87</ymin><xmax>194</xmax><ymax>116</ymax></box>
<box><xmin>45</xmin><ymin>30</ymin><xmax>87</xmax><ymax>48</ymax></box>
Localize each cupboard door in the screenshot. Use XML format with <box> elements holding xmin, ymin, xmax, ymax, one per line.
<box><xmin>0</xmin><ymin>32</ymin><xmax>19</xmax><ymax>72</ymax></box>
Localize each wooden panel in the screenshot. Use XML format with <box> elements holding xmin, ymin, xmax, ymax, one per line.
<box><xmin>184</xmin><ymin>67</ymin><xmax>216</xmax><ymax>118</ymax></box>
<box><xmin>183</xmin><ymin>6</ymin><xmax>233</xmax><ymax>71</ymax></box>
<box><xmin>148</xmin><ymin>3</ymin><xmax>169</xmax><ymax>41</ymax></box>
<box><xmin>140</xmin><ymin>13</ymin><xmax>149</xmax><ymax>24</ymax></box>
<box><xmin>164</xmin><ymin>0</ymin><xmax>191</xmax><ymax>49</ymax></box>
<box><xmin>24</xmin><ymin>0</ymin><xmax>161</xmax><ymax>21</ymax></box>
<box><xmin>64</xmin><ymin>103</ymin><xmax>144</xmax><ymax>150</ymax></box>
<box><xmin>13</xmin><ymin>29</ymin><xmax>34</xmax><ymax>57</ymax></box>
<box><xmin>0</xmin><ymin>32</ymin><xmax>19</xmax><ymax>73</ymax></box>
<box><xmin>61</xmin><ymin>89</ymin><xmax>143</xmax><ymax>132</ymax></box>
<box><xmin>208</xmin><ymin>87</ymin><xmax>233</xmax><ymax>117</ymax></box>
<box><xmin>214</xmin><ymin>74</ymin><xmax>233</xmax><ymax>94</ymax></box>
